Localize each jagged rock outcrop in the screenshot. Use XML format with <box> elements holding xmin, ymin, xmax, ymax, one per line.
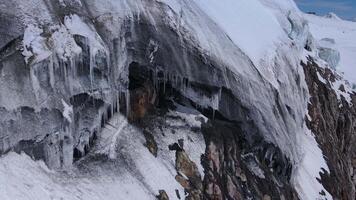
<box><xmin>201</xmin><ymin>119</ymin><xmax>298</xmax><ymax>200</ymax></box>
<box><xmin>303</xmin><ymin>58</ymin><xmax>356</xmax><ymax>200</ymax></box>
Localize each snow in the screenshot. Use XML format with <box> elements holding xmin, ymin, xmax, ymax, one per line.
<box><xmin>162</xmin><ymin>108</ymin><xmax>207</xmax><ymax>177</ymax></box>
<box><xmin>64</xmin><ymin>14</ymin><xmax>106</xmax><ymax>54</ymax></box>
<box><xmin>156</xmin><ymin>0</ymin><xmax>181</xmax><ymax>13</ymax></box>
<box><xmin>50</xmin><ymin>25</ymin><xmax>82</xmax><ymax>61</ymax></box>
<box><xmin>0</xmin><ymin>152</ymin><xmax>152</xmax><ymax>200</ymax></box>
<box><xmin>317</xmin><ymin>38</ymin><xmax>340</xmax><ymax>69</ymax></box>
<box><xmin>192</xmin><ymin>0</ymin><xmax>286</xmax><ymax>66</ymax></box>
<box><xmin>305</xmin><ymin>13</ymin><xmax>356</xmax><ymax>85</ymax></box>
<box><xmin>292</xmin><ymin>128</ymin><xmax>332</xmax><ymax>200</ymax></box>
<box><xmin>242</xmin><ymin>154</ymin><xmax>265</xmax><ymax>179</ymax></box>
<box><xmin>22</xmin><ymin>25</ymin><xmax>52</xmax><ymax>64</ymax></box>
<box><xmin>0</xmin><ymin>112</ymin><xmax>196</xmax><ymax>200</ymax></box>
<box><xmin>11</xmin><ymin>1</ymin><xmax>348</xmax><ymax>200</ymax></box>
<box><xmin>94</xmin><ymin>111</ymin><xmax>206</xmax><ymax>199</ymax></box>
<box><xmin>316</xmin><ymin>71</ymin><xmax>327</xmax><ymax>84</ymax></box>
<box><xmin>22</xmin><ymin>23</ymin><xmax>82</xmax><ymax>64</ymax></box>
<box><xmin>61</xmin><ymin>99</ymin><xmax>73</xmax><ymax>123</ymax></box>
<box><xmin>331</xmin><ymin>79</ymin><xmax>353</xmax><ymax>105</ymax></box>
<box><xmin>324</xmin><ymin>13</ymin><xmax>342</xmax><ymax>21</ymax></box>
<box><xmin>64</xmin><ymin>14</ymin><xmax>107</xmax><ymax>91</ymax></box>
<box><xmin>59</xmin><ymin>0</ymin><xmax>66</xmax><ymax>7</ymax></box>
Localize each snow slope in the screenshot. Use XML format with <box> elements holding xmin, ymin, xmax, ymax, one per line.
<box><xmin>192</xmin><ymin>0</ymin><xmax>286</xmax><ymax>65</ymax></box>
<box><xmin>0</xmin><ymin>111</ymin><xmax>206</xmax><ymax>200</ymax></box>
<box><xmin>305</xmin><ymin>13</ymin><xmax>356</xmax><ymax>85</ymax></box>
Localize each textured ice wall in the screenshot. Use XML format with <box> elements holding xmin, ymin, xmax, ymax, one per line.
<box><xmin>0</xmin><ymin>0</ymin><xmax>335</xmax><ymax>199</ymax></box>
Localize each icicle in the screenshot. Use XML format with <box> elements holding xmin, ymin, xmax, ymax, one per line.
<box><xmin>63</xmin><ymin>60</ymin><xmax>68</xmax><ymax>91</ymax></box>
<box><xmin>67</xmin><ymin>58</ymin><xmax>74</xmax><ymax>95</ymax></box>
<box><xmin>62</xmin><ymin>126</ymin><xmax>73</xmax><ymax>169</ymax></box>
<box><xmin>163</xmin><ymin>71</ymin><xmax>166</xmax><ymax>94</ymax></box>
<box><xmin>116</xmin><ymin>89</ymin><xmax>120</xmax><ymax>124</ymax></box>
<box><xmin>105</xmin><ymin>48</ymin><xmax>111</xmax><ymax>77</ymax></box>
<box><xmin>72</xmin><ymin>54</ymin><xmax>77</xmax><ymax>77</ymax></box>
<box><xmin>118</xmin><ymin>86</ymin><xmax>121</xmax><ymax>112</ymax></box>
<box><xmin>30</xmin><ymin>65</ymin><xmax>41</xmax><ymax>106</ymax></box>
<box><xmin>110</xmin><ymin>91</ymin><xmax>114</xmax><ymax>118</ymax></box>
<box><xmin>126</xmin><ymin>89</ymin><xmax>130</xmax><ymax>118</ymax></box>
<box><xmin>154</xmin><ymin>68</ymin><xmax>158</xmax><ymax>90</ymax></box>
<box><xmin>89</xmin><ymin>39</ymin><xmax>94</xmax><ymax>93</ymax></box>
<box><xmin>49</xmin><ymin>55</ymin><xmax>55</xmax><ymax>89</ymax></box>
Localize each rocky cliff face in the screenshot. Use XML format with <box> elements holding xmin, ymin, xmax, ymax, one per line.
<box><xmin>0</xmin><ymin>0</ymin><xmax>355</xmax><ymax>199</ymax></box>
<box><xmin>303</xmin><ymin>58</ymin><xmax>356</xmax><ymax>200</ymax></box>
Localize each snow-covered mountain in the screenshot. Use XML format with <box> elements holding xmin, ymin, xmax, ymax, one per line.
<box><xmin>0</xmin><ymin>0</ymin><xmax>355</xmax><ymax>200</ymax></box>
<box><xmin>304</xmin><ymin>12</ymin><xmax>356</xmax><ymax>87</ymax></box>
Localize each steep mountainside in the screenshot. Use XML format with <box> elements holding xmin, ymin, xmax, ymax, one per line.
<box><xmin>0</xmin><ymin>0</ymin><xmax>354</xmax><ymax>200</ymax></box>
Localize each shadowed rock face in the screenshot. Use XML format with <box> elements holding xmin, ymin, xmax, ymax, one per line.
<box><xmin>303</xmin><ymin>58</ymin><xmax>356</xmax><ymax>200</ymax></box>
<box><xmin>200</xmin><ymin>119</ymin><xmax>298</xmax><ymax>200</ymax></box>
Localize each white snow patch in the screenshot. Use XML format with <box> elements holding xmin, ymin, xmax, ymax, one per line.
<box><xmin>316</xmin><ymin>71</ymin><xmax>327</xmax><ymax>84</ymax></box>
<box><xmin>50</xmin><ymin>25</ymin><xmax>82</xmax><ymax>61</ymax></box>
<box><xmin>22</xmin><ymin>25</ymin><xmax>52</xmax><ymax>64</ymax></box>
<box><xmin>0</xmin><ymin>152</ymin><xmax>153</xmax><ymax>200</ymax></box>
<box><xmin>193</xmin><ymin>0</ymin><xmax>286</xmax><ymax>66</ymax></box>
<box><xmin>293</xmin><ymin>128</ymin><xmax>332</xmax><ymax>200</ymax></box>
<box><xmin>64</xmin><ymin>14</ymin><xmax>106</xmax><ymax>54</ymax></box>
<box><xmin>163</xmin><ymin>109</ymin><xmax>207</xmax><ymax>177</ymax></box>
<box><xmin>59</xmin><ymin>0</ymin><xmax>66</xmax><ymax>7</ymax></box>
<box><xmin>242</xmin><ymin>156</ymin><xmax>265</xmax><ymax>179</ymax></box>
<box><xmin>331</xmin><ymin>79</ymin><xmax>353</xmax><ymax>105</ymax></box>
<box><xmin>0</xmin><ymin>113</ymin><xmax>190</xmax><ymax>200</ymax></box>
<box><xmin>61</xmin><ymin>99</ymin><xmax>73</xmax><ymax>123</ymax></box>
<box><xmin>22</xmin><ymin>23</ymin><xmax>82</xmax><ymax>64</ymax></box>
<box><xmin>95</xmin><ymin>113</ymin><xmax>186</xmax><ymax>199</ymax></box>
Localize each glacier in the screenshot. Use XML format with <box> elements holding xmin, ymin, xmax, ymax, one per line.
<box><xmin>0</xmin><ymin>0</ymin><xmax>355</xmax><ymax>199</ymax></box>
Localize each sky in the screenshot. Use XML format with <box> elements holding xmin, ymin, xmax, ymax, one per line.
<box><xmin>295</xmin><ymin>0</ymin><xmax>356</xmax><ymax>20</ymax></box>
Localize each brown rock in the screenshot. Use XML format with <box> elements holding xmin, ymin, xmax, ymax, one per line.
<box><xmin>157</xmin><ymin>190</ymin><xmax>169</xmax><ymax>200</ymax></box>
<box><xmin>143</xmin><ymin>130</ymin><xmax>158</xmax><ymax>157</ymax></box>
<box><xmin>175</xmin><ymin>174</ymin><xmax>191</xmax><ymax>190</ymax></box>
<box><xmin>128</xmin><ymin>81</ymin><xmax>156</xmax><ymax>122</ymax></box>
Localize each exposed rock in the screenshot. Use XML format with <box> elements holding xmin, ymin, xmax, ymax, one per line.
<box><xmin>128</xmin><ymin>62</ymin><xmax>156</xmax><ymax>122</ymax></box>
<box><xmin>201</xmin><ymin>120</ymin><xmax>299</xmax><ymax>200</ymax></box>
<box><xmin>176</xmin><ymin>150</ymin><xmax>202</xmax><ymax>189</ymax></box>
<box><xmin>170</xmin><ymin>140</ymin><xmax>203</xmax><ymax>200</ymax></box>
<box><xmin>142</xmin><ymin>129</ymin><xmax>158</xmax><ymax>157</ymax></box>
<box><xmin>303</xmin><ymin>57</ymin><xmax>356</xmax><ymax>200</ymax></box>
<box><xmin>157</xmin><ymin>190</ymin><xmax>169</xmax><ymax>200</ymax></box>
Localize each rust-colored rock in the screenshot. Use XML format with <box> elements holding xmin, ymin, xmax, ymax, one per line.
<box><xmin>128</xmin><ymin>81</ymin><xmax>156</xmax><ymax>122</ymax></box>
